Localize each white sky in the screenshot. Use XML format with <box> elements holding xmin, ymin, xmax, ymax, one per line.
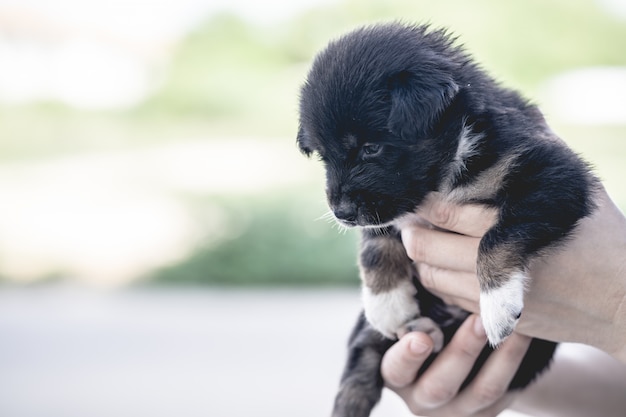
<box><xmin>1</xmin><ymin>0</ymin><xmax>624</xmax><ymax>44</ymax></box>
<box><xmin>0</xmin><ymin>0</ymin><xmax>338</xmax><ymax>108</ymax></box>
<box><xmin>0</xmin><ymin>0</ymin><xmax>337</xmax><ymax>42</ymax></box>
<box><xmin>0</xmin><ymin>0</ymin><xmax>623</xmax><ymax>110</ymax></box>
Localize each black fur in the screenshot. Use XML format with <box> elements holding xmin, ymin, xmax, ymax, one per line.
<box><xmin>297</xmin><ymin>23</ymin><xmax>596</xmax><ymax>417</ymax></box>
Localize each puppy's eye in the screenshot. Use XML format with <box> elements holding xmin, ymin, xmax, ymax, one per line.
<box><xmin>362</xmin><ymin>143</ymin><xmax>382</xmax><ymax>157</ymax></box>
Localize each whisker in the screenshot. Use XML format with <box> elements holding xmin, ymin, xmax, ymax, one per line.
<box><xmin>314</xmin><ymin>209</ymin><xmax>336</xmax><ymax>223</ymax></box>
<box><xmin>314</xmin><ymin>209</ymin><xmax>348</xmax><ymax>233</ymax></box>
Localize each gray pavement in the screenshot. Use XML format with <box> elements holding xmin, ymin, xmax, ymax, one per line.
<box><xmin>2</xmin><ymin>286</ymin><xmax>625</xmax><ymax>417</ymax></box>
<box><xmin>0</xmin><ymin>285</ymin><xmax>410</xmax><ymax>417</ymax></box>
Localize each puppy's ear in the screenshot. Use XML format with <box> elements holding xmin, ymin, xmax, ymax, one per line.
<box><xmin>387</xmin><ymin>70</ymin><xmax>459</xmax><ymax>139</ymax></box>
<box><xmin>296</xmin><ymin>125</ymin><xmax>313</xmax><ymax>157</ymax></box>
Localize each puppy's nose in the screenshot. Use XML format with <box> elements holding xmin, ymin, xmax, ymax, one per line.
<box><xmin>332</xmin><ymin>201</ymin><xmax>357</xmax><ymax>223</ymax></box>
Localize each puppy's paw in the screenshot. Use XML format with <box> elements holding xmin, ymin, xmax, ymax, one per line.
<box><xmin>362</xmin><ymin>280</ymin><xmax>419</xmax><ymax>340</ymax></box>
<box><xmin>400</xmin><ymin>317</ymin><xmax>444</xmax><ymax>352</ymax></box>
<box><xmin>479</xmin><ymin>272</ymin><xmax>526</xmax><ymax>347</ymax></box>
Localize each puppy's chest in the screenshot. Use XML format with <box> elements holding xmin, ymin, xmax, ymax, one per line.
<box><xmin>438</xmin><ymin>145</ymin><xmax>520</xmax><ymax>206</ymax></box>
<box><xmin>391</xmin><ymin>160</ymin><xmax>514</xmax><ymax>228</ymax></box>
<box><xmin>390</xmin><ymin>154</ymin><xmax>517</xmax><ymax>229</ymax></box>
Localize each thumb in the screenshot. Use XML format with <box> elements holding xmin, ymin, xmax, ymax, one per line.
<box><xmin>381</xmin><ymin>332</ymin><xmax>434</xmax><ymax>389</ymax></box>
<box><xmin>418</xmin><ymin>193</ymin><xmax>497</xmax><ymax>238</ymax></box>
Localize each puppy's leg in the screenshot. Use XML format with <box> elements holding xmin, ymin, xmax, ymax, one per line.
<box><xmin>477</xmin><ymin>203</ymin><xmax>586</xmax><ymax>346</ymax></box>
<box><xmin>476</xmin><ymin>225</ymin><xmax>529</xmax><ymax>346</ymax></box>
<box><xmin>332</xmin><ymin>312</ymin><xmax>394</xmax><ymax>417</ymax></box>
<box><xmin>359</xmin><ymin>227</ymin><xmax>421</xmax><ymax>339</ymax></box>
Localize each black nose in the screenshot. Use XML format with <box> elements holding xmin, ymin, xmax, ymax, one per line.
<box><xmin>332</xmin><ymin>202</ymin><xmax>357</xmax><ymax>223</ymax></box>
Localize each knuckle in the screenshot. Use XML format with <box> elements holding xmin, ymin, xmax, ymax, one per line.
<box><xmin>430</xmin><ymin>202</ymin><xmax>458</xmax><ymax>230</ymax></box>
<box><xmin>471</xmin><ymin>382</ymin><xmax>507</xmax><ymax>405</ymax></box>
<box><xmin>382</xmin><ymin>366</ymin><xmax>411</xmax><ymax>388</ymax></box>
<box><xmin>448</xmin><ymin>335</ymin><xmax>485</xmax><ymax>358</ymax></box>
<box><xmin>416</xmin><ymin>379</ymin><xmax>457</xmax><ymax>407</ymax></box>
<box><xmin>406</xmin><ymin>401</ymin><xmax>429</xmax><ymax>416</ymax></box>
<box><xmin>417</xmin><ymin>263</ymin><xmax>437</xmax><ymax>291</ymax></box>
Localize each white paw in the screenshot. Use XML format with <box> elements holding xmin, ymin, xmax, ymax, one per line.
<box><xmin>479</xmin><ymin>272</ymin><xmax>526</xmax><ymax>346</ymax></box>
<box><xmin>362</xmin><ymin>280</ymin><xmax>419</xmax><ymax>339</ymax></box>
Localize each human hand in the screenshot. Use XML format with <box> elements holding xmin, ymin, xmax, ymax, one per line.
<box><xmin>382</xmin><ymin>314</ymin><xmax>530</xmax><ymax>416</ymax></box>
<box><xmin>401</xmin><ymin>187</ymin><xmax>626</xmax><ymax>362</ymax></box>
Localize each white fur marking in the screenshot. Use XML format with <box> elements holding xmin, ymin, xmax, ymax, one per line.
<box><xmin>441</xmin><ymin>123</ymin><xmax>484</xmax><ymax>193</ymax></box>
<box><xmin>455</xmin><ymin>125</ymin><xmax>483</xmax><ymax>168</ymax></box>
<box><xmin>362</xmin><ymin>280</ymin><xmax>419</xmax><ymax>339</ymax></box>
<box><xmin>480</xmin><ymin>272</ymin><xmax>526</xmax><ymax>346</ymax></box>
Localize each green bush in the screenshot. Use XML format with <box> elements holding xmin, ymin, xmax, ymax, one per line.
<box><xmin>149</xmin><ymin>193</ymin><xmax>360</xmax><ymax>286</ymax></box>
<box><xmin>140</xmin><ymin>0</ymin><xmax>626</xmax><ymax>125</ymax></box>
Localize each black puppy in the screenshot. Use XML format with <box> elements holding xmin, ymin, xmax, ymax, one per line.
<box><xmin>297</xmin><ymin>23</ymin><xmax>597</xmax><ymax>417</ymax></box>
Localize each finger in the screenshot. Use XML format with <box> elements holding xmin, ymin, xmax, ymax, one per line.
<box><xmin>418</xmin><ymin>193</ymin><xmax>497</xmax><ymax>238</ymax></box>
<box><xmin>429</xmin><ymin>392</ymin><xmax>516</xmax><ymax>417</ymax></box>
<box><xmin>417</xmin><ymin>263</ymin><xmax>480</xmax><ymax>311</ymax></box>
<box><xmin>382</xmin><ymin>332</ymin><xmax>435</xmax><ymax>388</ymax></box>
<box><xmin>401</xmin><ymin>225</ymin><xmax>480</xmax><ymax>272</ymax></box>
<box><xmin>470</xmin><ymin>393</ymin><xmax>516</xmax><ymax>417</ymax></box>
<box><xmin>439</xmin><ymin>296</ymin><xmax>481</xmax><ymax>316</ymax></box>
<box><xmin>398</xmin><ymin>315</ymin><xmax>487</xmax><ymax>410</ymax></box>
<box><xmin>448</xmin><ymin>332</ymin><xmax>532</xmax><ymax>415</ymax></box>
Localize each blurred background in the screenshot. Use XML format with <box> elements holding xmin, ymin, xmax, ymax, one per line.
<box><xmin>0</xmin><ymin>0</ymin><xmax>625</xmax><ymax>416</ymax></box>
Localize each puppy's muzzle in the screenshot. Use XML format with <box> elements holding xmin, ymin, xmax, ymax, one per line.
<box><xmin>331</xmin><ymin>200</ymin><xmax>359</xmax><ymax>226</ymax></box>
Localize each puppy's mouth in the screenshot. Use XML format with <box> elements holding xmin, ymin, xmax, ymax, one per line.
<box><xmin>331</xmin><ymin>204</ymin><xmax>396</xmax><ymax>229</ymax></box>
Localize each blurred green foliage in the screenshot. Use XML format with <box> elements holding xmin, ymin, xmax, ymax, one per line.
<box><xmin>2</xmin><ymin>0</ymin><xmax>625</xmax><ymax>286</ymax></box>
<box><xmin>2</xmin><ymin>0</ymin><xmax>625</xmax><ymax>158</ymax></box>
<box><xmin>148</xmin><ymin>124</ymin><xmax>626</xmax><ymax>287</ymax></box>
<box><xmin>143</xmin><ymin>0</ymin><xmax>626</xmax><ymax>286</ymax></box>
<box><xmin>140</xmin><ymin>0</ymin><xmax>626</xmax><ymax>127</ymax></box>
<box><xmin>140</xmin><ymin>14</ymin><xmax>293</xmax><ymax>119</ymax></box>
<box><xmin>150</xmin><ymin>194</ymin><xmax>360</xmax><ymax>286</ymax></box>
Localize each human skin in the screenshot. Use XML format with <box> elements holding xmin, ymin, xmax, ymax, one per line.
<box><xmin>381</xmin><ymin>186</ymin><xmax>626</xmax><ymax>416</ymax></box>
<box><xmin>403</xmin><ymin>186</ymin><xmax>626</xmax><ymax>360</ymax></box>
<box><xmin>382</xmin><ymin>314</ymin><xmax>525</xmax><ymax>416</ymax></box>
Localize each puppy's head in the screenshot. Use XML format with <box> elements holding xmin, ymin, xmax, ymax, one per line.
<box><xmin>297</xmin><ymin>23</ymin><xmax>463</xmax><ymax>227</ymax></box>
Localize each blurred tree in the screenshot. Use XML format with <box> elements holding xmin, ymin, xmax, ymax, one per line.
<box><xmin>137</xmin><ymin>0</ymin><xmax>626</xmax><ymax>133</ymax></box>
<box><xmin>143</xmin><ymin>0</ymin><xmax>626</xmax><ymax>287</ymax></box>
<box><xmin>141</xmin><ymin>13</ymin><xmax>293</xmax><ymax>119</ymax></box>
<box><xmin>150</xmin><ymin>195</ymin><xmax>360</xmax><ymax>286</ymax></box>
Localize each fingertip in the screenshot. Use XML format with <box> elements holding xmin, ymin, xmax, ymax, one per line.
<box><xmin>382</xmin><ymin>332</ymin><xmax>434</xmax><ymax>389</ymax></box>
<box><xmin>418</xmin><ymin>193</ymin><xmax>456</xmax><ymax>230</ymax></box>
<box><xmin>407</xmin><ymin>333</ymin><xmax>435</xmax><ymax>356</ymax></box>
<box><xmin>400</xmin><ymin>226</ymin><xmax>418</xmax><ymax>262</ymax></box>
<box><xmin>449</xmin><ymin>314</ymin><xmax>488</xmax><ymax>352</ymax></box>
<box><xmin>473</xmin><ymin>315</ymin><xmax>487</xmax><ymax>339</ymax></box>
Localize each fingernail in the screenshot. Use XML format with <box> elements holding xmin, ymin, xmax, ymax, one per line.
<box><xmin>409</xmin><ymin>338</ymin><xmax>431</xmax><ymax>355</ymax></box>
<box><xmin>473</xmin><ymin>316</ymin><xmax>486</xmax><ymax>338</ymax></box>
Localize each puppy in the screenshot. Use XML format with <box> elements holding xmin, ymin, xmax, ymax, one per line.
<box><xmin>297</xmin><ymin>23</ymin><xmax>598</xmax><ymax>417</ymax></box>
